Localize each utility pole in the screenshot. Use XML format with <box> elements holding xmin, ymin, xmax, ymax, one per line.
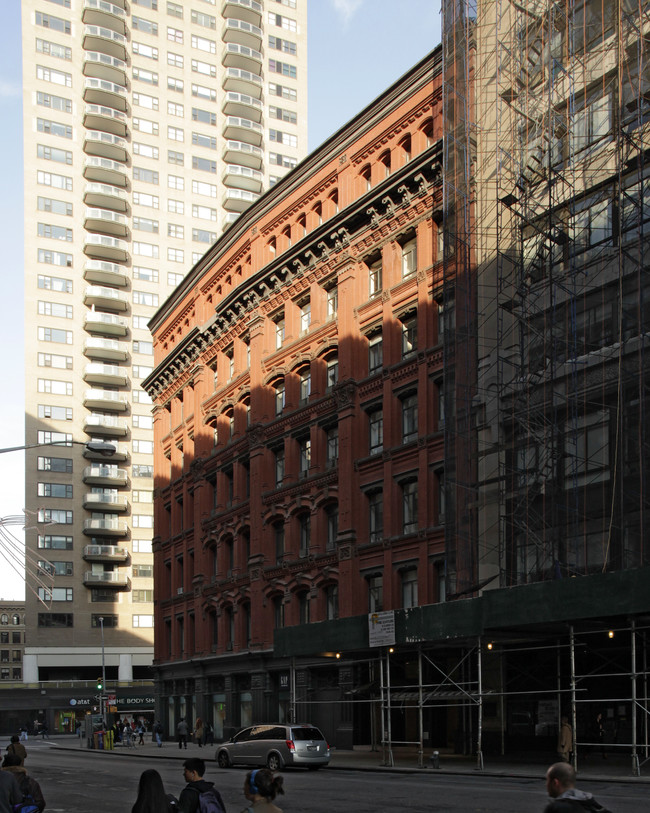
<box><xmin>99</xmin><ymin>616</ymin><xmax>106</xmax><ymax>728</ymax></box>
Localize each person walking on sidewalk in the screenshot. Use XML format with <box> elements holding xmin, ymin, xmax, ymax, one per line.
<box><xmin>178</xmin><ymin>758</ymin><xmax>226</xmax><ymax>813</ymax></box>
<box><xmin>544</xmin><ymin>762</ymin><xmax>613</xmax><ymax>813</ymax></box>
<box><xmin>177</xmin><ymin>719</ymin><xmax>189</xmax><ymax>750</ymax></box>
<box><xmin>557</xmin><ymin>716</ymin><xmax>573</xmax><ymax>763</ymax></box>
<box><xmin>6</xmin><ymin>737</ymin><xmax>26</xmax><ymax>767</ymax></box>
<box><xmin>240</xmin><ymin>769</ymin><xmax>284</xmax><ymax>813</ymax></box>
<box><xmin>193</xmin><ymin>719</ymin><xmax>203</xmax><ymax>748</ymax></box>
<box><xmin>153</xmin><ymin>720</ymin><xmax>163</xmax><ymax>748</ymax></box>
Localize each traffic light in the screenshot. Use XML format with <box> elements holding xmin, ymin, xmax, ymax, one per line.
<box><xmin>96</xmin><ymin>677</ymin><xmax>103</xmax><ymax>691</ymax></box>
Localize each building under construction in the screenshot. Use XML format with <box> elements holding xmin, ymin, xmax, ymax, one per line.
<box><xmin>283</xmin><ymin>0</ymin><xmax>650</xmax><ymax>770</ymax></box>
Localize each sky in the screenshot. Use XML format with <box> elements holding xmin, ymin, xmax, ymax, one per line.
<box><xmin>0</xmin><ymin>0</ymin><xmax>441</xmax><ymax>600</ymax></box>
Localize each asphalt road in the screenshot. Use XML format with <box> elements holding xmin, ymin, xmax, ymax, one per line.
<box><xmin>17</xmin><ymin>740</ymin><xmax>649</xmax><ymax>812</ymax></box>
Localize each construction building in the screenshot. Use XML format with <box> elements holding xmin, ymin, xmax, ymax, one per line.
<box><xmin>20</xmin><ymin>0</ymin><xmax>308</xmax><ymax>731</ymax></box>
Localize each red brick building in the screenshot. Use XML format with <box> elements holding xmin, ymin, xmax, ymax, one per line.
<box><xmin>144</xmin><ymin>49</ymin><xmax>442</xmax><ymax>746</ymax></box>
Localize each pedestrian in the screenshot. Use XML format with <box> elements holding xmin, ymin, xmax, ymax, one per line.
<box><xmin>595</xmin><ymin>713</ymin><xmax>606</xmax><ymax>759</ymax></box>
<box><xmin>177</xmin><ymin>718</ymin><xmax>189</xmax><ymax>750</ymax></box>
<box><xmin>18</xmin><ymin>728</ymin><xmax>27</xmax><ymax>743</ymax></box>
<box><xmin>0</xmin><ymin>768</ymin><xmax>21</xmax><ymax>813</ymax></box>
<box><xmin>6</xmin><ymin>737</ymin><xmax>26</xmax><ymax>767</ymax></box>
<box><xmin>557</xmin><ymin>716</ymin><xmax>573</xmax><ymax>763</ymax></box>
<box><xmin>153</xmin><ymin>720</ymin><xmax>163</xmax><ymax>748</ymax></box>
<box><xmin>132</xmin><ymin>768</ymin><xmax>177</xmax><ymax>813</ymax></box>
<box><xmin>123</xmin><ymin>721</ymin><xmax>134</xmax><ymax>748</ymax></box>
<box><xmin>194</xmin><ymin>718</ymin><xmax>204</xmax><ymax>748</ymax></box>
<box><xmin>178</xmin><ymin>758</ymin><xmax>226</xmax><ymax>813</ymax></box>
<box><xmin>38</xmin><ymin>724</ymin><xmax>48</xmax><ymax>741</ymax></box>
<box><xmin>137</xmin><ymin>721</ymin><xmax>145</xmax><ymax>746</ymax></box>
<box><xmin>202</xmin><ymin>721</ymin><xmax>213</xmax><ymax>747</ymax></box>
<box><xmin>2</xmin><ymin>754</ymin><xmax>45</xmax><ymax>812</ymax></box>
<box><xmin>544</xmin><ymin>762</ymin><xmax>612</xmax><ymax>813</ymax></box>
<box><xmin>241</xmin><ymin>769</ymin><xmax>284</xmax><ymax>813</ymax></box>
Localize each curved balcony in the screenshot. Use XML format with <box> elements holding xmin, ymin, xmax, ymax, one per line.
<box><xmin>84</xmin><ymin>208</ymin><xmax>128</xmax><ymax>237</ymax></box>
<box><xmin>223</xmin><ymin>116</ymin><xmax>263</xmax><ymax>146</ymax></box>
<box><xmin>83</xmin><ymin>518</ymin><xmax>128</xmax><ymax>537</ymax></box>
<box><xmin>82</xmin><ymin>0</ymin><xmax>127</xmax><ymax>34</ymax></box>
<box><xmin>83</xmin><ymin>438</ymin><xmax>129</xmax><ymax>460</ymax></box>
<box><xmin>222</xmin><ymin>91</ymin><xmax>262</xmax><ymax>122</ymax></box>
<box><xmin>84</xmin><ymin>311</ymin><xmax>129</xmax><ymax>337</ymax></box>
<box><xmin>83</xmin><ymin>388</ymin><xmax>129</xmax><ymax>411</ymax></box>
<box><xmin>222</xmin><ymin>188</ymin><xmax>260</xmax><ymax>213</ymax></box>
<box><xmin>83</xmin><ymin>156</ymin><xmax>127</xmax><ymax>187</ymax></box>
<box><xmin>222</xmin><ymin>0</ymin><xmax>262</xmax><ymax>26</ymax></box>
<box><xmin>83</xmin><ymin>77</ymin><xmax>127</xmax><ymax>111</ymax></box>
<box><xmin>84</xmin><ymin>183</ymin><xmax>128</xmax><ymax>212</ymax></box>
<box><xmin>223</xmin><ymin>18</ymin><xmax>262</xmax><ymax>49</ymax></box>
<box><xmin>83</xmin><ymin>51</ymin><xmax>127</xmax><ymax>85</ymax></box>
<box><xmin>82</xmin><ymin>25</ymin><xmax>127</xmax><ymax>60</ymax></box>
<box><xmin>222</xmin><ymin>139</ymin><xmax>263</xmax><ymax>170</ymax></box>
<box><xmin>83</xmin><ymin>465</ymin><xmax>128</xmax><ymax>486</ymax></box>
<box><xmin>83</xmin><ymin>413</ymin><xmax>129</xmax><ymax>437</ymax></box>
<box><xmin>222</xmin><ymin>67</ymin><xmax>263</xmax><ymax>98</ymax></box>
<box><xmin>83</xmin><ymin>543</ymin><xmax>129</xmax><ymax>562</ymax></box>
<box><xmin>222</xmin><ymin>43</ymin><xmax>262</xmax><ymax>72</ymax></box>
<box><xmin>84</xmin><ymin>285</ymin><xmax>129</xmax><ymax>311</ymax></box>
<box><xmin>83</xmin><ymin>362</ymin><xmax>128</xmax><ymax>386</ymax></box>
<box><xmin>84</xmin><ymin>337</ymin><xmax>129</xmax><ymax>362</ymax></box>
<box><xmin>222</xmin><ymin>164</ymin><xmax>263</xmax><ymax>194</ymax></box>
<box><xmin>83</xmin><ymin>570</ymin><xmax>131</xmax><ymax>588</ymax></box>
<box><xmin>83</xmin><ymin>492</ymin><xmax>129</xmax><ymax>511</ymax></box>
<box><xmin>83</xmin><ymin>104</ymin><xmax>127</xmax><ymax>137</ymax></box>
<box><xmin>83</xmin><ymin>233</ymin><xmax>129</xmax><ymax>262</ymax></box>
<box><xmin>222</xmin><ymin>212</ymin><xmax>241</xmax><ymax>230</ymax></box>
<box><xmin>83</xmin><ymin>130</ymin><xmax>128</xmax><ymax>162</ymax></box>
<box><xmin>83</xmin><ymin>259</ymin><xmax>128</xmax><ymax>288</ymax></box>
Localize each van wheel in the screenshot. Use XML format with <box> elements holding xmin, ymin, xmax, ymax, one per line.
<box><xmin>217</xmin><ymin>751</ymin><xmax>230</xmax><ymax>768</ymax></box>
<box><xmin>267</xmin><ymin>752</ymin><xmax>282</xmax><ymax>771</ymax></box>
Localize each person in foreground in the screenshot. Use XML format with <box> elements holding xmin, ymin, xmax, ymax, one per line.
<box><xmin>241</xmin><ymin>769</ymin><xmax>284</xmax><ymax>813</ymax></box>
<box><xmin>544</xmin><ymin>762</ymin><xmax>612</xmax><ymax>813</ymax></box>
<box><xmin>131</xmin><ymin>768</ymin><xmax>176</xmax><ymax>813</ymax></box>
<box><xmin>2</xmin><ymin>754</ymin><xmax>45</xmax><ymax>812</ymax></box>
<box><xmin>178</xmin><ymin>758</ymin><xmax>226</xmax><ymax>813</ymax></box>
<box><xmin>0</xmin><ymin>765</ymin><xmax>21</xmax><ymax>813</ymax></box>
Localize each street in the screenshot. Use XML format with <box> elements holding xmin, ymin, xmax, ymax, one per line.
<box><xmin>14</xmin><ymin>739</ymin><xmax>649</xmax><ymax>812</ymax></box>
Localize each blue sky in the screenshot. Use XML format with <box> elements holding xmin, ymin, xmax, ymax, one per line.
<box><xmin>0</xmin><ymin>0</ymin><xmax>440</xmax><ymax>599</ymax></box>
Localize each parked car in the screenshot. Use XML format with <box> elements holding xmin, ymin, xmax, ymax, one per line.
<box><xmin>215</xmin><ymin>723</ymin><xmax>330</xmax><ymax>771</ymax></box>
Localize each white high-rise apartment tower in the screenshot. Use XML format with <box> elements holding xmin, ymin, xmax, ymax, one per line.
<box><xmin>21</xmin><ymin>0</ymin><xmax>308</xmax><ymax>686</ymax></box>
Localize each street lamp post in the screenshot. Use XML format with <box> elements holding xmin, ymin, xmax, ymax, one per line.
<box><xmin>99</xmin><ymin>616</ymin><xmax>106</xmax><ymax>729</ymax></box>
<box><xmin>0</xmin><ymin>440</ymin><xmax>116</xmax><ymax>456</ymax></box>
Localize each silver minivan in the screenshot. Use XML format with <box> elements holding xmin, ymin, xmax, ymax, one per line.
<box><xmin>215</xmin><ymin>723</ymin><xmax>330</xmax><ymax>771</ymax></box>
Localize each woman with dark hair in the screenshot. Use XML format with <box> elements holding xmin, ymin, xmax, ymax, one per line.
<box><xmin>132</xmin><ymin>769</ymin><xmax>176</xmax><ymax>813</ymax></box>
<box><xmin>241</xmin><ymin>769</ymin><xmax>284</xmax><ymax>813</ymax></box>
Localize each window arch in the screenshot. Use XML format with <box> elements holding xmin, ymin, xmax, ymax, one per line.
<box><xmin>379</xmin><ymin>150</ymin><xmax>391</xmax><ymax>177</ymax></box>
<box><xmin>399</xmin><ymin>134</ymin><xmax>412</xmax><ymax>163</ymax></box>
<box><xmin>360</xmin><ymin>164</ymin><xmax>371</xmax><ymax>193</ymax></box>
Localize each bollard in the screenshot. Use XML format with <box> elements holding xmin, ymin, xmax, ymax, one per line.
<box><xmin>429</xmin><ymin>750</ymin><xmax>440</xmax><ymax>769</ymax></box>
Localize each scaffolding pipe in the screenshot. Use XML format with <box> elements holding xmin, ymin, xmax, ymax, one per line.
<box><xmin>477</xmin><ymin>636</ymin><xmax>484</xmax><ymax>770</ymax></box>
<box><xmin>570</xmin><ymin>626</ymin><xmax>577</xmax><ymax>772</ymax></box>
<box><xmin>290</xmin><ymin>658</ymin><xmax>296</xmax><ymax>724</ymax></box>
<box><xmin>384</xmin><ymin>648</ymin><xmax>394</xmax><ymax>767</ymax></box>
<box><xmin>418</xmin><ymin>647</ymin><xmax>424</xmax><ymax>768</ymax></box>
<box><xmin>632</xmin><ymin>619</ymin><xmax>640</xmax><ymax>776</ymax></box>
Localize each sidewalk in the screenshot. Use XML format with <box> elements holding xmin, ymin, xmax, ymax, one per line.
<box><xmin>43</xmin><ymin>734</ymin><xmax>650</xmax><ymax>783</ymax></box>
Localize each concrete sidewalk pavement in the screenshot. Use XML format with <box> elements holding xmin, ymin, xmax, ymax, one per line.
<box><xmin>38</xmin><ymin>734</ymin><xmax>650</xmax><ymax>784</ymax></box>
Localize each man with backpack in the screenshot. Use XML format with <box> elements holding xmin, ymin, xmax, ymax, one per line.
<box><xmin>178</xmin><ymin>758</ymin><xmax>226</xmax><ymax>813</ymax></box>
<box><xmin>1</xmin><ymin>754</ymin><xmax>44</xmax><ymax>813</ymax></box>
<box><xmin>544</xmin><ymin>762</ymin><xmax>613</xmax><ymax>813</ymax></box>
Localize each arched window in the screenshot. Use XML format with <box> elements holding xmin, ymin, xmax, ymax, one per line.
<box><xmin>360</xmin><ymin>164</ymin><xmax>371</xmax><ymax>192</ymax></box>
<box><xmin>379</xmin><ymin>150</ymin><xmax>391</xmax><ymax>177</ymax></box>
<box><xmin>400</xmin><ymin>134</ymin><xmax>412</xmax><ymax>163</ymax></box>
